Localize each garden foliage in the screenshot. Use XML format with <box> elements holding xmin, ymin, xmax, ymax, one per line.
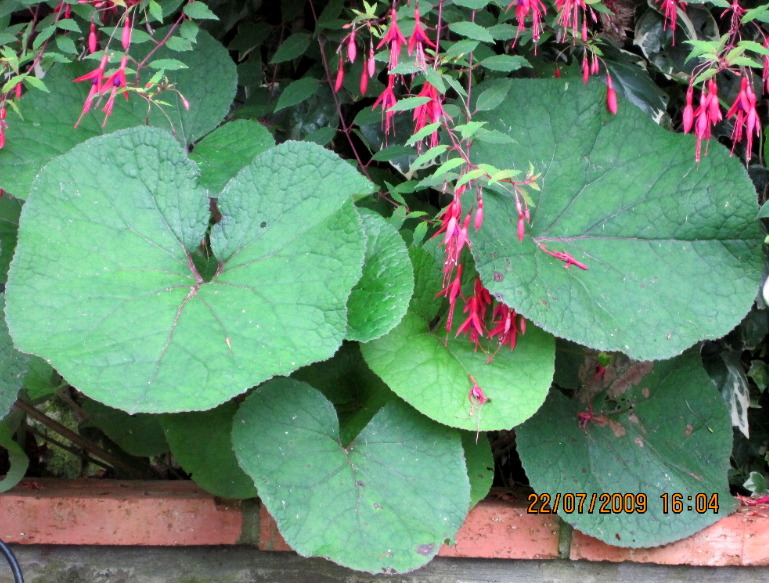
<box><xmin>0</xmin><ymin>0</ymin><xmax>768</xmax><ymax>574</ymax></box>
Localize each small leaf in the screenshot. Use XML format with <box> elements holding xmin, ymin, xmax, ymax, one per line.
<box><xmin>147</xmin><ymin>58</ymin><xmax>189</xmax><ymax>70</ymax></box>
<box><xmin>183</xmin><ymin>1</ymin><xmax>219</xmax><ymax>20</ymax></box>
<box><xmin>448</xmin><ymin>21</ymin><xmax>494</xmax><ymax>43</ymax></box>
<box><xmin>274</xmin><ymin>77</ymin><xmax>320</xmax><ymax>112</ymax></box>
<box><xmin>270</xmin><ymin>32</ymin><xmax>312</xmax><ymax>63</ymax></box>
<box><xmin>479</xmin><ymin>54</ymin><xmax>530</xmax><ymax>72</ymax></box>
<box><xmin>387</xmin><ymin>95</ymin><xmax>431</xmax><ymax>112</ymax></box>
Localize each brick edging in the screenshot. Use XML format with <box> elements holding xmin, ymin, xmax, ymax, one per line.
<box><xmin>1</xmin><ymin>479</ymin><xmax>767</xmax><ymax>566</ymax></box>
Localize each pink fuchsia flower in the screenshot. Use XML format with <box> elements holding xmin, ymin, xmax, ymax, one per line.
<box><xmin>508</xmin><ymin>0</ymin><xmax>547</xmax><ymax>45</ymax></box>
<box><xmin>372</xmin><ymin>74</ymin><xmax>398</xmax><ymax>135</ymax></box>
<box><xmin>408</xmin><ymin>8</ymin><xmax>435</xmax><ymax>70</ymax></box>
<box><xmin>412</xmin><ymin>81</ymin><xmax>446</xmax><ymax>149</ymax></box>
<box><xmin>657</xmin><ymin>0</ymin><xmax>683</xmax><ymax>37</ymax></box>
<box><xmin>456</xmin><ymin>277</ymin><xmax>492</xmax><ymax>349</ymax></box>
<box><xmin>377</xmin><ymin>8</ymin><xmax>407</xmax><ymax>70</ymax></box>
<box><xmin>468</xmin><ymin>374</ymin><xmax>490</xmax><ymax>406</ymax></box>
<box><xmin>101</xmin><ymin>54</ymin><xmax>129</xmax><ymax>119</ymax></box>
<box><xmin>488</xmin><ymin>302</ymin><xmax>524</xmax><ymax>352</ymax></box>
<box><xmin>73</xmin><ymin>53</ymin><xmax>110</xmax><ymax>125</ymax></box>
<box><xmin>726</xmin><ymin>75</ymin><xmax>760</xmax><ymax>160</ymax></box>
<box><xmin>692</xmin><ymin>79</ymin><xmax>722</xmax><ymax>162</ymax></box>
<box><xmin>334</xmin><ymin>56</ymin><xmax>344</xmax><ymax>92</ymax></box>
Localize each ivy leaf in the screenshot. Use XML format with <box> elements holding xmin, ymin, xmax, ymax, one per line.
<box><xmin>232</xmin><ymin>378</ymin><xmax>470</xmax><ymax>574</ymax></box>
<box><xmin>0</xmin><ymin>28</ymin><xmax>236</xmax><ymax>199</ymax></box>
<box><xmin>346</xmin><ymin>209</ymin><xmax>414</xmax><ymax>342</ymax></box>
<box><xmin>517</xmin><ymin>350</ymin><xmax>737</xmax><ymax>547</ymax></box>
<box><xmin>6</xmin><ymin>128</ymin><xmax>371</xmax><ymax>413</ymax></box>
<box><xmin>361</xmin><ymin>311</ymin><xmax>555</xmax><ymax>431</ymax></box>
<box><xmin>162</xmin><ymin>401</ymin><xmax>259</xmax><ymax>499</ymax></box>
<box><xmin>471</xmin><ymin>79</ymin><xmax>763</xmax><ymax>361</ymax></box>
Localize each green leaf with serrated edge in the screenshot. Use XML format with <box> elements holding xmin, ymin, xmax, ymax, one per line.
<box><xmin>479</xmin><ymin>54</ymin><xmax>530</xmax><ymax>72</ymax></box>
<box><xmin>387</xmin><ymin>96</ymin><xmax>431</xmax><ymax>112</ymax></box>
<box><xmin>274</xmin><ymin>77</ymin><xmax>320</xmax><ymax>112</ymax></box>
<box><xmin>0</xmin><ymin>422</ymin><xmax>27</xmax><ymax>493</ymax></box>
<box><xmin>189</xmin><ymin>120</ymin><xmax>275</xmax><ymax>194</ymax></box>
<box><xmin>361</xmin><ymin>311</ymin><xmax>554</xmax><ymax>431</ymax></box>
<box><xmin>475</xmin><ymin>80</ymin><xmax>512</xmax><ymax>112</ymax></box>
<box><xmin>346</xmin><ymin>209</ymin><xmax>414</xmax><ymax>342</ymax></box>
<box><xmin>82</xmin><ymin>398</ymin><xmax>168</xmax><ymax>457</ymax></box>
<box><xmin>6</xmin><ymin>128</ymin><xmax>371</xmax><ymax>413</ymax></box>
<box><xmin>291</xmin><ymin>341</ymin><xmax>397</xmax><ymax>445</ymax></box>
<box><xmin>0</xmin><ymin>296</ymin><xmax>29</xmax><ymax>420</ymax></box>
<box><xmin>147</xmin><ymin>58</ymin><xmax>189</xmax><ymax>70</ymax></box>
<box><xmin>407</xmin><ymin>244</ymin><xmax>444</xmax><ymax>322</ymax></box>
<box><xmin>0</xmin><ymin>28</ymin><xmax>236</xmax><ymax>199</ymax></box>
<box><xmin>269</xmin><ymin>32</ymin><xmax>312</xmax><ymax>64</ymax></box>
<box><xmin>448</xmin><ymin>21</ymin><xmax>494</xmax><ymax>43</ymax></box>
<box><xmin>232</xmin><ymin>378</ymin><xmax>470</xmax><ymax>574</ymax></box>
<box><xmin>462</xmin><ymin>432</ymin><xmax>494</xmax><ymax>509</ymax></box>
<box><xmin>162</xmin><ymin>401</ymin><xmax>258</xmax><ymax>499</ymax></box>
<box><xmin>0</xmin><ymin>194</ymin><xmax>22</xmax><ymax>284</ymax></box>
<box><xmin>471</xmin><ymin>79</ymin><xmax>763</xmax><ymax>361</ymax></box>
<box><xmin>183</xmin><ymin>1</ymin><xmax>218</xmax><ymax>20</ymax></box>
<box><xmin>23</xmin><ymin>356</ymin><xmax>63</xmax><ymax>402</ymax></box>
<box><xmin>517</xmin><ymin>351</ymin><xmax>737</xmax><ymax>547</ymax></box>
<box><xmin>371</xmin><ymin>145</ymin><xmax>415</xmax><ymax>162</ymax></box>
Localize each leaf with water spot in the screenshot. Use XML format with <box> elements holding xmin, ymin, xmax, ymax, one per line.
<box><xmin>5</xmin><ymin>127</ymin><xmax>371</xmax><ymax>413</ymax></box>
<box><xmin>232</xmin><ymin>377</ymin><xmax>470</xmax><ymax>574</ymax></box>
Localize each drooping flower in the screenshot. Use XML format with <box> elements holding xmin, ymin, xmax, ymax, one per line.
<box><xmin>456</xmin><ymin>278</ymin><xmax>492</xmax><ymax>349</ymax></box>
<box><xmin>377</xmin><ymin>8</ymin><xmax>407</xmax><ymax>70</ymax></box>
<box><xmin>691</xmin><ymin>79</ymin><xmax>722</xmax><ymax>162</ymax></box>
<box><xmin>412</xmin><ymin>81</ymin><xmax>446</xmax><ymax>149</ymax></box>
<box><xmin>508</xmin><ymin>0</ymin><xmax>547</xmax><ymax>45</ymax></box>
<box><xmin>726</xmin><ymin>75</ymin><xmax>760</xmax><ymax>160</ymax></box>
<box><xmin>372</xmin><ymin>74</ymin><xmax>398</xmax><ymax>135</ymax></box>
<box><xmin>407</xmin><ymin>8</ymin><xmax>435</xmax><ymax>70</ymax></box>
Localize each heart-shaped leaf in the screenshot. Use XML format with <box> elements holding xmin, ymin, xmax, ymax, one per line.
<box><xmin>346</xmin><ymin>209</ymin><xmax>414</xmax><ymax>342</ymax></box>
<box><xmin>6</xmin><ymin>127</ymin><xmax>371</xmax><ymax>413</ymax></box>
<box><xmin>0</xmin><ymin>28</ymin><xmax>236</xmax><ymax>199</ymax></box>
<box><xmin>361</xmin><ymin>310</ymin><xmax>555</xmax><ymax>431</ymax></box>
<box><xmin>516</xmin><ymin>350</ymin><xmax>737</xmax><ymax>547</ymax></box>
<box><xmin>232</xmin><ymin>377</ymin><xmax>470</xmax><ymax>574</ymax></box>
<box><xmin>471</xmin><ymin>79</ymin><xmax>763</xmax><ymax>361</ymax></box>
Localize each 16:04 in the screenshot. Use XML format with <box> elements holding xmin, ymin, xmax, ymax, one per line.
<box><xmin>659</xmin><ymin>493</ymin><xmax>719</xmax><ymax>514</ymax></box>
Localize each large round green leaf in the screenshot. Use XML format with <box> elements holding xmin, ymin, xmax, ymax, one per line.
<box><xmin>471</xmin><ymin>79</ymin><xmax>763</xmax><ymax>361</ymax></box>
<box><xmin>346</xmin><ymin>209</ymin><xmax>414</xmax><ymax>342</ymax></box>
<box><xmin>0</xmin><ymin>29</ymin><xmax>236</xmax><ymax>199</ymax></box>
<box><xmin>361</xmin><ymin>310</ymin><xmax>555</xmax><ymax>431</ymax></box>
<box><xmin>232</xmin><ymin>378</ymin><xmax>470</xmax><ymax>574</ymax></box>
<box><xmin>5</xmin><ymin>127</ymin><xmax>371</xmax><ymax>413</ymax></box>
<box><xmin>516</xmin><ymin>350</ymin><xmax>737</xmax><ymax>547</ymax></box>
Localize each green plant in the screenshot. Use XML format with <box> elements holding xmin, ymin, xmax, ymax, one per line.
<box><xmin>0</xmin><ymin>0</ymin><xmax>768</xmax><ymax>575</ymax></box>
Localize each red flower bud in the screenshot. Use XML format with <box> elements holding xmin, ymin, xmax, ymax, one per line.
<box><xmin>606</xmin><ymin>76</ymin><xmax>617</xmax><ymax>115</ymax></box>
<box><xmin>89</xmin><ymin>22</ymin><xmax>98</xmax><ymax>54</ymax></box>
<box><xmin>121</xmin><ymin>16</ymin><xmax>132</xmax><ymax>50</ymax></box>
<box><xmin>334</xmin><ymin>57</ymin><xmax>344</xmax><ymax>92</ymax></box>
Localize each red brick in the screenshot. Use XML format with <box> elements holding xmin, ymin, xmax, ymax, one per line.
<box><xmin>570</xmin><ymin>505</ymin><xmax>769</xmax><ymax>566</ymax></box>
<box><xmin>439</xmin><ymin>497</ymin><xmax>561</xmax><ymax>559</ymax></box>
<box><xmin>258</xmin><ymin>504</ymin><xmax>292</xmax><ymax>551</ymax></box>
<box><xmin>0</xmin><ymin>479</ymin><xmax>242</xmax><ymax>545</ymax></box>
